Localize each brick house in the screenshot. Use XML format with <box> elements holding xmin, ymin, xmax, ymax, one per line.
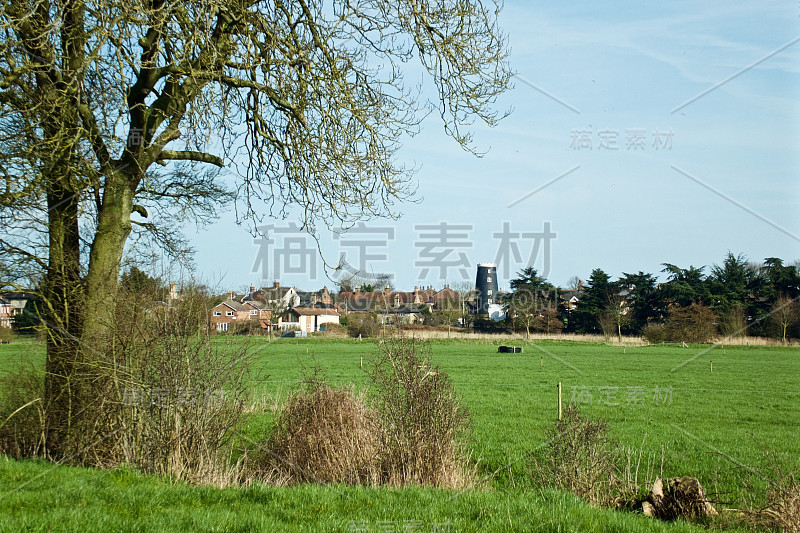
<box><xmin>210</xmin><ymin>300</ymin><xmax>262</xmax><ymax>333</ymax></box>
<box><xmin>0</xmin><ymin>292</ymin><xmax>35</xmax><ymax>329</ymax></box>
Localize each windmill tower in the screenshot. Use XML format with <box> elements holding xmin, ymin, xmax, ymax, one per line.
<box><xmin>475</xmin><ymin>263</ymin><xmax>498</xmax><ymax>315</ymax></box>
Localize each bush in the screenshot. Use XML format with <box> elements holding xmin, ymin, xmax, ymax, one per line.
<box><xmin>110</xmin><ymin>289</ymin><xmax>253</xmax><ymax>484</ymax></box>
<box><xmin>115</xmin><ymin>329</ymin><xmax>251</xmax><ymax>484</ymax></box>
<box><xmin>641</xmin><ymin>323</ymin><xmax>667</xmax><ymax>344</ymax></box>
<box><xmin>317</xmin><ymin>322</ymin><xmax>346</xmax><ymax>337</ymax></box>
<box><xmin>252</xmin><ymin>338</ymin><xmax>474</xmax><ymax>489</ymax></box>
<box><xmin>529</xmin><ymin>405</ymin><xmax>619</xmax><ymax>506</ymax></box>
<box><xmin>368</xmin><ymin>337</ymin><xmax>473</xmax><ymax>487</ymax></box>
<box><xmin>251</xmin><ymin>376</ymin><xmax>381</xmax><ymax>486</ymax></box>
<box><xmin>664</xmin><ymin>303</ymin><xmax>718</xmax><ymax>343</ymax></box>
<box><xmin>346</xmin><ymin>313</ymin><xmax>379</xmax><ymax>338</ymax></box>
<box><xmin>719</xmin><ymin>304</ymin><xmax>747</xmax><ymax>338</ymax></box>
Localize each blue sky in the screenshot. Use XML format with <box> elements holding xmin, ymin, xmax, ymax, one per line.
<box><xmin>191</xmin><ymin>1</ymin><xmax>800</xmax><ymax>293</ymax></box>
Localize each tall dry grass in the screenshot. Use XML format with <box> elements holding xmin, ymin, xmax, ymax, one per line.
<box><xmin>739</xmin><ymin>449</ymin><xmax>800</xmax><ymax>532</ymax></box>
<box><xmin>250</xmin><ymin>338</ymin><xmax>475</xmax><ymax>489</ymax></box>
<box><xmin>369</xmin><ymin>337</ymin><xmax>474</xmax><ymax>488</ymax></box>
<box><xmin>250</xmin><ymin>377</ymin><xmax>381</xmax><ymax>486</ymax></box>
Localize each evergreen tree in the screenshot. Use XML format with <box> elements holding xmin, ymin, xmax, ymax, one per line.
<box><xmin>571</xmin><ymin>268</ymin><xmax>610</xmax><ymax>334</ymax></box>
<box><xmin>618</xmin><ymin>271</ymin><xmax>662</xmax><ymax>334</ymax></box>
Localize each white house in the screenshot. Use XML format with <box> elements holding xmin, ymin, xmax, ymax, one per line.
<box><xmin>281</xmin><ymin>307</ymin><xmax>340</xmax><ymax>333</ymax></box>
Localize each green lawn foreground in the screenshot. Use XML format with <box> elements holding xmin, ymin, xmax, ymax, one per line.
<box><xmin>1</xmin><ymin>336</ymin><xmax>797</xmax><ymax>531</ymax></box>
<box><xmin>0</xmin><ymin>458</ymin><xmax>715</xmax><ymax>532</ymax></box>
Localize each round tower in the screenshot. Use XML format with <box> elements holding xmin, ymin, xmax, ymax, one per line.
<box><xmin>475</xmin><ymin>263</ymin><xmax>498</xmax><ymax>315</ymax></box>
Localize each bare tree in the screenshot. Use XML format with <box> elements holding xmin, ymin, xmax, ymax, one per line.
<box><xmin>566</xmin><ymin>276</ymin><xmax>582</xmax><ymax>292</ymax></box>
<box><xmin>772</xmin><ymin>296</ymin><xmax>797</xmax><ymax>344</ymax></box>
<box><xmin>0</xmin><ymin>0</ymin><xmax>512</xmax><ymax>457</ymax></box>
<box><xmin>602</xmin><ymin>291</ymin><xmax>630</xmax><ymax>344</ymax></box>
<box><xmin>450</xmin><ymin>281</ymin><xmax>474</xmax><ymax>328</ymax></box>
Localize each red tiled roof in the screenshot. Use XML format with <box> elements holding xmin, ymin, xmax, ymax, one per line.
<box><xmin>289</xmin><ymin>307</ymin><xmax>340</xmax><ymax>316</ymax></box>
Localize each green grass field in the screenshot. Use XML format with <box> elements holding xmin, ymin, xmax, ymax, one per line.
<box><xmin>1</xmin><ymin>336</ymin><xmax>798</xmax><ymax>531</ymax></box>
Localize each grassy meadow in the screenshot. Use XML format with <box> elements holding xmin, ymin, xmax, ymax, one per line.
<box><xmin>1</xmin><ymin>335</ymin><xmax>798</xmax><ymax>531</ymax></box>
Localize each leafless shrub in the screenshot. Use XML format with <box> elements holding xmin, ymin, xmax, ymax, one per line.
<box><xmin>0</xmin><ymin>286</ymin><xmax>253</xmax><ymax>487</ymax></box>
<box><xmin>251</xmin><ymin>338</ymin><xmax>474</xmax><ymax>489</ymax></box>
<box><xmin>719</xmin><ymin>304</ymin><xmax>747</xmax><ymax>338</ymax></box>
<box><xmin>107</xmin><ymin>288</ymin><xmax>252</xmax><ymax>485</ymax></box>
<box><xmin>250</xmin><ymin>375</ymin><xmax>381</xmax><ymax>486</ymax></box>
<box><xmin>529</xmin><ymin>404</ymin><xmax>619</xmax><ymax>506</ymax></box>
<box><xmin>664</xmin><ymin>303</ymin><xmax>718</xmax><ymax>343</ymax></box>
<box><xmin>368</xmin><ymin>337</ymin><xmax>474</xmax><ymax>488</ymax></box>
<box><xmin>598</xmin><ymin>313</ymin><xmax>617</xmax><ymax>342</ymax></box>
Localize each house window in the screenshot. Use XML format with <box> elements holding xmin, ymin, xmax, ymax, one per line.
<box><xmin>488</xmin><ymin>298</ymin><xmax>493</xmax><ymax>304</ymax></box>
<box><xmin>487</xmin><ymin>289</ymin><xmax>493</xmax><ymax>296</ymax></box>
<box><xmin>217</xmin><ymin>322</ymin><xmax>229</xmax><ymax>332</ymax></box>
<box><xmin>487</xmin><ymin>276</ymin><xmax>492</xmax><ymax>282</ymax></box>
<box><xmin>250</xmin><ymin>310</ymin><xmax>258</xmax><ymax>315</ymax></box>
<box><xmin>213</xmin><ymin>311</ymin><xmax>221</xmax><ymax>316</ymax></box>
<box><xmin>226</xmin><ymin>311</ymin><xmax>234</xmax><ymax>317</ymax></box>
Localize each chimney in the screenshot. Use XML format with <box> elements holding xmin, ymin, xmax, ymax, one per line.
<box><xmin>354</xmin><ymin>285</ymin><xmax>360</xmax><ymax>295</ymax></box>
<box><xmin>578</xmin><ymin>280</ymin><xmax>583</xmax><ymax>291</ymax></box>
<box><xmin>250</xmin><ymin>285</ymin><xmax>255</xmax><ymax>294</ymax></box>
<box><xmin>384</xmin><ymin>285</ymin><xmax>391</xmax><ymax>297</ymax></box>
<box><xmin>273</xmin><ymin>280</ymin><xmax>279</xmax><ymax>289</ymax></box>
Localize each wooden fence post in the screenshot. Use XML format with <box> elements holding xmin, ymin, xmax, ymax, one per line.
<box><xmin>557</xmin><ymin>381</ymin><xmax>562</xmax><ymax>421</ymax></box>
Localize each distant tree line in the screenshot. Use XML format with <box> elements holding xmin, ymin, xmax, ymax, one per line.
<box><xmin>504</xmin><ymin>253</ymin><xmax>800</xmax><ymax>343</ymax></box>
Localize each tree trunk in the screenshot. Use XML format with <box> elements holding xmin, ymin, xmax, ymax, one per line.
<box><xmin>81</xmin><ymin>172</ymin><xmax>136</xmax><ymax>345</ymax></box>
<box><xmin>43</xmin><ymin>179</ymin><xmax>84</xmax><ymax>458</ymax></box>
<box><xmin>43</xmin><ymin>167</ymin><xmax>136</xmax><ymax>458</ymax></box>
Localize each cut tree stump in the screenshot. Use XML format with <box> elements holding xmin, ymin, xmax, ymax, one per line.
<box><xmin>643</xmin><ymin>476</ymin><xmax>717</xmax><ymax>521</ymax></box>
